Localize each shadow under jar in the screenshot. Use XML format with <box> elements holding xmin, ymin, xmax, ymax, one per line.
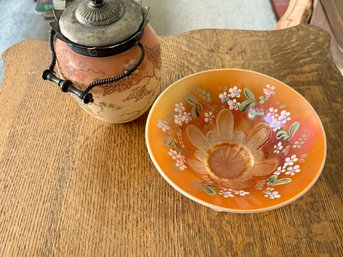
<box><xmin>43</xmin><ymin>0</ymin><xmax>161</xmax><ymax>123</ymax></box>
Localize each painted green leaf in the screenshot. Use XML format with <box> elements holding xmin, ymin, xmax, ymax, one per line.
<box><xmin>201</xmin><ymin>185</ymin><xmax>216</xmax><ymax>195</ymax></box>
<box><xmin>191</xmin><ymin>180</ymin><xmax>202</xmax><ymax>190</ymax></box>
<box><xmin>239</xmin><ymin>100</ymin><xmax>253</xmax><ymax>112</ymax></box>
<box><xmin>163</xmin><ymin>138</ymin><xmax>169</xmax><ymax>146</ymax></box>
<box><xmin>185</xmin><ymin>94</ymin><xmax>198</xmax><ymax>106</ymax></box>
<box><xmin>207</xmin><ymin>184</ymin><xmax>219</xmax><ymax>189</ymax></box>
<box><xmin>210</xmin><ymin>105</ymin><xmax>217</xmax><ymax>112</ymax></box>
<box><xmin>191</xmin><ymin>106</ymin><xmax>200</xmax><ymax>118</ymax></box>
<box><xmin>289</xmin><ymin>121</ymin><xmax>300</xmax><ymax>138</ymax></box>
<box><xmin>170</xmin><ymin>139</ymin><xmax>181</xmax><ymax>152</ymax></box>
<box><xmin>244</xmin><ymin>88</ymin><xmax>256</xmax><ymax>101</ymax></box>
<box><xmin>167</xmin><ymin>113</ymin><xmax>174</xmax><ymax>119</ymax></box>
<box><xmin>268</xmin><ymin>175</ymin><xmax>278</xmax><ymax>183</ymax></box>
<box><xmin>268</xmin><ymin>178</ymin><xmax>292</xmax><ymax>186</ymax></box>
<box><xmin>259</xmin><ymin>96</ymin><xmax>265</xmax><ymax>104</ymax></box>
<box><xmin>191</xmin><ymin>104</ymin><xmax>202</xmax><ymax>118</ymax></box>
<box><xmin>279</xmin><ymin>104</ymin><xmax>287</xmax><ymax>109</ymax></box>
<box><xmin>276</xmin><ymin>130</ymin><xmax>288</xmax><ymax>139</ymax></box>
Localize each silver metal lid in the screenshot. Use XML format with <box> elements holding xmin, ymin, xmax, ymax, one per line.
<box><xmin>59</xmin><ymin>0</ymin><xmax>144</xmax><ymax>47</ymax></box>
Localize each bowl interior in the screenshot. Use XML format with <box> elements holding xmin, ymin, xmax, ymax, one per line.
<box><xmin>146</xmin><ymin>69</ymin><xmax>326</xmax><ymax>212</ymax></box>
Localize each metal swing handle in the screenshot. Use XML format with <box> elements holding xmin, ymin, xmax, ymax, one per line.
<box><xmin>42</xmin><ymin>29</ymin><xmax>145</xmax><ymax>104</ymax></box>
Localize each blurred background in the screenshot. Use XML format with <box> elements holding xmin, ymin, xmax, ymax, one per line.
<box><xmin>0</xmin><ymin>0</ymin><xmax>280</xmax><ymax>83</ymax></box>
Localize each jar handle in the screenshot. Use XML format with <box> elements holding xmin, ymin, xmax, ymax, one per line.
<box><xmin>42</xmin><ymin>29</ymin><xmax>145</xmax><ymax>104</ymax></box>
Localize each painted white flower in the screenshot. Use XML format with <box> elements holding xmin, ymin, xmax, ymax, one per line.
<box><xmin>248</xmin><ymin>108</ymin><xmax>264</xmax><ymax>119</ymax></box>
<box><xmin>255</xmin><ymin>181</ymin><xmax>266</xmax><ymax>190</ymax></box>
<box><xmin>176</xmin><ymin>131</ymin><xmax>185</xmax><ymax>149</ymax></box>
<box><xmin>204</xmin><ymin>112</ymin><xmax>214</xmax><ymax>123</ymax></box>
<box><xmin>263</xmin><ymin>84</ymin><xmax>276</xmax><ymax>98</ymax></box>
<box><xmin>270</xmin><ymin>117</ymin><xmax>282</xmax><ymax>132</ymax></box>
<box><xmin>227</xmin><ymin>99</ymin><xmax>240</xmax><ymax>110</ymax></box>
<box><xmin>174</xmin><ymin>112</ymin><xmax>192</xmax><ymax>126</ymax></box>
<box><xmin>285</xmin><ymin>165</ymin><xmax>301</xmax><ymax>176</ymax></box>
<box><xmin>267</xmin><ymin>107</ymin><xmax>279</xmax><ymax>118</ymax></box>
<box><xmin>229</xmin><ymin>86</ymin><xmax>242</xmax><ymax>98</ymax></box>
<box><xmin>169</xmin><ymin>149</ymin><xmax>187</xmax><ymax>171</ymax></box>
<box><xmin>278</xmin><ymin>110</ymin><xmax>291</xmax><ymax>124</ymax></box>
<box><xmin>169</xmin><ymin>149</ymin><xmax>178</xmax><ymax>159</ymax></box>
<box><xmin>219</xmin><ymin>190</ymin><xmax>234</xmax><ymax>198</ymax></box>
<box><xmin>181</xmin><ymin>112</ymin><xmax>192</xmax><ymax>124</ymax></box>
<box><xmin>282</xmin><ymin>145</ymin><xmax>290</xmax><ymax>155</ymax></box>
<box><xmin>264</xmin><ymin>190</ymin><xmax>281</xmax><ymax>199</ymax></box>
<box><xmin>293</xmin><ymin>134</ymin><xmax>308</xmax><ymax>149</ymax></box>
<box><xmin>174</xmin><ymin>103</ymin><xmax>185</xmax><ymax>113</ymax></box>
<box><xmin>157</xmin><ymin>119</ymin><xmax>170</xmax><ymax>132</ymax></box>
<box><xmin>274</xmin><ymin>142</ymin><xmax>283</xmax><ymax>154</ymax></box>
<box><xmin>176</xmin><ymin>159</ymin><xmax>187</xmax><ymax>170</ymax></box>
<box><xmin>274</xmin><ymin>166</ymin><xmax>286</xmax><ymax>176</ymax></box>
<box><xmin>284</xmin><ymin>154</ymin><xmax>298</xmax><ymax>167</ymax></box>
<box><xmin>219</xmin><ymin>92</ymin><xmax>230</xmax><ymax>103</ymax></box>
<box><xmin>293</xmin><ymin>141</ymin><xmax>302</xmax><ymax>149</ymax></box>
<box><xmin>219</xmin><ymin>188</ymin><xmax>249</xmax><ymax>197</ymax></box>
<box><xmin>234</xmin><ymin>190</ymin><xmax>250</xmax><ymax>196</ymax></box>
<box><xmin>174</xmin><ymin>113</ymin><xmax>183</xmax><ymax>126</ymax></box>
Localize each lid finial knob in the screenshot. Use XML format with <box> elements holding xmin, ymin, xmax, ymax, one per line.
<box><xmin>90</xmin><ymin>0</ymin><xmax>105</xmax><ymax>8</ymax></box>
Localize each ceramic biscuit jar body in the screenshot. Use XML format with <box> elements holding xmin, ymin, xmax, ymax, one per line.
<box><xmin>43</xmin><ymin>0</ymin><xmax>161</xmax><ymax>123</ymax></box>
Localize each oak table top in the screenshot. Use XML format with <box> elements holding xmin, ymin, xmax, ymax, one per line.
<box><xmin>0</xmin><ymin>24</ymin><xmax>342</xmax><ymax>257</ymax></box>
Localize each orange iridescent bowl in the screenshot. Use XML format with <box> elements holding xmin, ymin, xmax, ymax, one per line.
<box><xmin>145</xmin><ymin>69</ymin><xmax>326</xmax><ymax>213</ymax></box>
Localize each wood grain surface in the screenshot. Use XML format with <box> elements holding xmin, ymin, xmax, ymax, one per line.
<box><xmin>0</xmin><ymin>25</ymin><xmax>342</xmax><ymax>257</ymax></box>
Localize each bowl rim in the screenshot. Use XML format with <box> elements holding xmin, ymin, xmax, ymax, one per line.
<box><xmin>145</xmin><ymin>68</ymin><xmax>327</xmax><ymax>213</ymax></box>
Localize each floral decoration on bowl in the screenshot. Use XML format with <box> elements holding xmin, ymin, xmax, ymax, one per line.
<box><xmin>146</xmin><ymin>69</ymin><xmax>326</xmax><ymax>213</ymax></box>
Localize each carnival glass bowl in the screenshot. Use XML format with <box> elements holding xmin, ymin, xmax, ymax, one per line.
<box><xmin>145</xmin><ymin>69</ymin><xmax>326</xmax><ymax>213</ymax></box>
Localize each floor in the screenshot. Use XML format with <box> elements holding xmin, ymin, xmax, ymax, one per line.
<box><xmin>0</xmin><ymin>0</ymin><xmax>277</xmax><ymax>84</ymax></box>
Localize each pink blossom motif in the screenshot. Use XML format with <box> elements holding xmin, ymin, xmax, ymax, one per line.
<box><xmin>263</xmin><ymin>84</ymin><xmax>276</xmax><ymax>98</ymax></box>
<box><xmin>227</xmin><ymin>99</ymin><xmax>240</xmax><ymax>110</ymax></box>
<box><xmin>278</xmin><ymin>110</ymin><xmax>291</xmax><ymax>124</ymax></box>
<box><xmin>169</xmin><ymin>149</ymin><xmax>187</xmax><ymax>171</ymax></box>
<box><xmin>229</xmin><ymin>86</ymin><xmax>242</xmax><ymax>98</ymax></box>
<box><xmin>285</xmin><ymin>165</ymin><xmax>301</xmax><ymax>176</ymax></box>
<box><xmin>219</xmin><ymin>92</ymin><xmax>230</xmax><ymax>103</ymax></box>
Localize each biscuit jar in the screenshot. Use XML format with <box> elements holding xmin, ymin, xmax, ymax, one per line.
<box><xmin>43</xmin><ymin>0</ymin><xmax>161</xmax><ymax>123</ymax></box>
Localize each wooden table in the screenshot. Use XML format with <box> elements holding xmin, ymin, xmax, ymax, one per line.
<box><xmin>0</xmin><ymin>25</ymin><xmax>342</xmax><ymax>257</ymax></box>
